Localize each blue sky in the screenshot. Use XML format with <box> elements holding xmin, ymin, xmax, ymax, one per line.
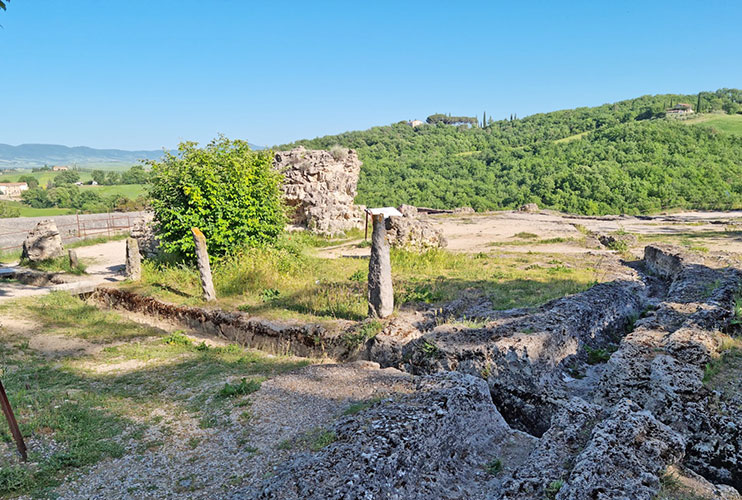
<box><xmin>1</xmin><ymin>0</ymin><xmax>740</xmax><ymax>150</ymax></box>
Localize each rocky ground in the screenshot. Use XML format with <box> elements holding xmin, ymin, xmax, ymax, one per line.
<box><xmin>2</xmin><ymin>211</ymin><xmax>742</xmax><ymax>499</ymax></box>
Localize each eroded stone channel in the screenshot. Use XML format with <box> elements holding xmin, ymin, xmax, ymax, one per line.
<box><xmin>89</xmin><ymin>244</ymin><xmax>742</xmax><ymax>499</ymax></box>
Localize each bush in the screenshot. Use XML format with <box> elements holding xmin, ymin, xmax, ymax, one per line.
<box><xmin>0</xmin><ymin>201</ymin><xmax>20</xmax><ymax>218</ymax></box>
<box><xmin>147</xmin><ymin>137</ymin><xmax>286</xmax><ymax>259</ymax></box>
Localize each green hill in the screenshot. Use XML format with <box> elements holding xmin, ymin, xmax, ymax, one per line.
<box><xmin>280</xmin><ymin>89</ymin><xmax>742</xmax><ymax>215</ymax></box>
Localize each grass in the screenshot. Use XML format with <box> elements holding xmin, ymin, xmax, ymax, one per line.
<box><xmin>79</xmin><ymin>184</ymin><xmax>146</xmax><ymax>198</ymax></box>
<box><xmin>483</xmin><ymin>458</ymin><xmax>503</xmax><ymax>475</ymax></box>
<box><xmin>0</xmin><ymin>293</ymin><xmax>311</xmax><ymax>497</ymax></box>
<box><xmin>0</xmin><ymin>200</ymin><xmax>75</xmax><ymax>217</ymax></box>
<box><xmin>121</xmin><ymin>232</ymin><xmax>604</xmax><ymax>323</ymax></box>
<box><xmin>21</xmin><ymin>255</ymin><xmax>87</xmax><ymax>275</ymax></box>
<box><xmin>685</xmin><ymin>112</ymin><xmax>742</xmax><ymax>136</ymax></box>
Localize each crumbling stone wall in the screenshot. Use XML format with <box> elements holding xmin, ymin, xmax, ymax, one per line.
<box><xmin>274</xmin><ymin>146</ymin><xmax>364</xmax><ymax>236</ymax></box>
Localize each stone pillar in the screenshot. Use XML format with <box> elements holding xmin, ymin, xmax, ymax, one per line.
<box><xmin>68</xmin><ymin>249</ymin><xmax>79</xmax><ymax>270</ymax></box>
<box><xmin>368</xmin><ymin>214</ymin><xmax>393</xmax><ymax>318</ymax></box>
<box><xmin>125</xmin><ymin>237</ymin><xmax>142</xmax><ymax>281</ymax></box>
<box><xmin>191</xmin><ymin>228</ymin><xmax>216</xmax><ymax>302</ymax></box>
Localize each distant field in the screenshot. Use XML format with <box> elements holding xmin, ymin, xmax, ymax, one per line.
<box><xmin>0</xmin><ymin>200</ymin><xmax>75</xmax><ymax>217</ymax></box>
<box><xmin>79</xmin><ymin>184</ymin><xmax>146</xmax><ymax>198</ymax></box>
<box><xmin>686</xmin><ymin>113</ymin><xmax>742</xmax><ymax>135</ymax></box>
<box><xmin>0</xmin><ymin>170</ymin><xmax>93</xmax><ymax>185</ymax></box>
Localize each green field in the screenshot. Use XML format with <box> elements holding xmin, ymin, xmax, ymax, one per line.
<box><xmin>686</xmin><ymin>113</ymin><xmax>742</xmax><ymax>136</ymax></box>
<box><xmin>0</xmin><ymin>200</ymin><xmax>75</xmax><ymax>217</ymax></box>
<box><xmin>79</xmin><ymin>184</ymin><xmax>146</xmax><ymax>198</ymax></box>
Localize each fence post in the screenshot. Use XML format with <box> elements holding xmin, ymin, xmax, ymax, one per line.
<box><xmin>76</xmin><ymin>213</ymin><xmax>82</xmax><ymax>238</ymax></box>
<box><xmin>191</xmin><ymin>228</ymin><xmax>216</xmax><ymax>302</ymax></box>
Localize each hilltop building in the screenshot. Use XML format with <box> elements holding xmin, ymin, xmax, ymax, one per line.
<box><xmin>0</xmin><ymin>182</ymin><xmax>29</xmax><ymax>199</ymax></box>
<box><xmin>667</xmin><ymin>103</ymin><xmax>693</xmax><ymax>116</ymax></box>
<box><xmin>52</xmin><ymin>165</ymin><xmax>70</xmax><ymax>171</ymax></box>
<box><xmin>407</xmin><ymin>120</ymin><xmax>424</xmax><ymax>128</ymax></box>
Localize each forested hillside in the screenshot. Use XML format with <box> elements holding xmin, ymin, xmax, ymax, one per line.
<box><xmin>281</xmin><ymin>89</ymin><xmax>742</xmax><ymax>214</ymax></box>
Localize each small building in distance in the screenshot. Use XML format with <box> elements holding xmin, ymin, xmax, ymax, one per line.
<box><xmin>52</xmin><ymin>165</ymin><xmax>70</xmax><ymax>171</ymax></box>
<box><xmin>667</xmin><ymin>103</ymin><xmax>694</xmax><ymax>116</ymax></box>
<box><xmin>0</xmin><ymin>182</ymin><xmax>29</xmax><ymax>199</ymax></box>
<box><xmin>407</xmin><ymin>120</ymin><xmax>424</xmax><ymax>128</ymax></box>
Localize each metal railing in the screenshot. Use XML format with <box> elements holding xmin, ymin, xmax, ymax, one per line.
<box><xmin>0</xmin><ymin>213</ymin><xmax>136</xmax><ymax>253</ymax></box>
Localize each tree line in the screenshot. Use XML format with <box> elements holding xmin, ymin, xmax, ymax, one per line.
<box><xmin>280</xmin><ymin>89</ymin><xmax>742</xmax><ymax>215</ymax></box>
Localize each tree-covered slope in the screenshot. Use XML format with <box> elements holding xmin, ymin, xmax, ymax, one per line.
<box><xmin>280</xmin><ymin>89</ymin><xmax>742</xmax><ymax>215</ymax></box>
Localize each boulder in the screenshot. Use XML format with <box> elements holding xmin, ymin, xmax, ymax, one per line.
<box><xmin>274</xmin><ymin>146</ymin><xmax>364</xmax><ymax>236</ymax></box>
<box><xmin>453</xmin><ymin>206</ymin><xmax>475</xmax><ymax>214</ymax></box>
<box><xmin>397</xmin><ymin>204</ymin><xmax>418</xmax><ymax>218</ymax></box>
<box><xmin>21</xmin><ymin>220</ymin><xmax>64</xmax><ymax>262</ymax></box>
<box><xmin>385</xmin><ymin>215</ymin><xmax>447</xmax><ymax>249</ymax></box>
<box><xmin>518</xmin><ymin>203</ymin><xmax>539</xmax><ymax>213</ymax></box>
<box><xmin>597</xmin><ymin>232</ymin><xmax>638</xmax><ymax>250</ymax></box>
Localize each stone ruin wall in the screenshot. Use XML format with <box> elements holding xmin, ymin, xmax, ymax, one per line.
<box><xmin>273</xmin><ymin>146</ymin><xmax>365</xmax><ymax>236</ymax></box>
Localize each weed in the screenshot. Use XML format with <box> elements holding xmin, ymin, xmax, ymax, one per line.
<box><xmin>348</xmin><ymin>269</ymin><xmax>367</xmax><ymax>282</ymax></box>
<box><xmin>606</xmin><ymin>239</ymin><xmax>628</xmax><ymax>252</ymax></box>
<box><xmin>343</xmin><ymin>397</ymin><xmax>383</xmax><ymax>416</ymax></box>
<box><xmin>545</xmin><ymin>480</ymin><xmax>564</xmax><ymax>499</ymax></box>
<box><xmin>260</xmin><ymin>288</ymin><xmax>281</xmax><ymax>302</ymax></box>
<box><xmin>218</xmin><ymin>378</ymin><xmax>262</xmax><ymax>398</ymax></box>
<box><xmin>343</xmin><ymin>320</ymin><xmax>383</xmax><ymax>349</ymax></box>
<box><xmin>513</xmin><ymin>232</ymin><xmax>538</xmax><ymax>239</ymax></box>
<box><xmin>163</xmin><ymin>331</ymin><xmax>192</xmax><ymax>346</ymax></box>
<box><xmin>585</xmin><ymin>345</ymin><xmax>616</xmax><ymax>364</ymax></box>
<box><xmin>309</xmin><ymin>429</ymin><xmax>336</xmax><ymax>451</ymax></box>
<box><xmin>484</xmin><ymin>458</ymin><xmax>503</xmax><ymax>475</ymax></box>
<box><xmin>420</xmin><ymin>339</ymin><xmax>440</xmax><ymax>358</ymax></box>
<box><xmin>402</xmin><ymin>283</ymin><xmax>444</xmax><ymax>304</ymax></box>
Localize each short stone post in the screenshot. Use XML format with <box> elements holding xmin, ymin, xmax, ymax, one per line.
<box><xmin>368</xmin><ymin>214</ymin><xmax>393</xmax><ymax>318</ymax></box>
<box><xmin>68</xmin><ymin>249</ymin><xmax>79</xmax><ymax>270</ymax></box>
<box><xmin>191</xmin><ymin>228</ymin><xmax>216</xmax><ymax>302</ymax></box>
<box><xmin>125</xmin><ymin>237</ymin><xmax>142</xmax><ymax>281</ymax></box>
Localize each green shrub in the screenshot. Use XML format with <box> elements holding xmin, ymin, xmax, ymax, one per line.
<box><xmin>484</xmin><ymin>458</ymin><xmax>503</xmax><ymax>475</ymax></box>
<box><xmin>0</xmin><ymin>201</ymin><xmax>20</xmax><ymax>218</ymax></box>
<box><xmin>218</xmin><ymin>377</ymin><xmax>262</xmax><ymax>398</ymax></box>
<box><xmin>147</xmin><ymin>137</ymin><xmax>286</xmax><ymax>260</ymax></box>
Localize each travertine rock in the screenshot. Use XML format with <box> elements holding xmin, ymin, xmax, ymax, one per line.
<box><xmin>385</xmin><ymin>214</ymin><xmax>447</xmax><ymax>249</ymax></box>
<box><xmin>274</xmin><ymin>146</ymin><xmax>364</xmax><ymax>236</ymax></box>
<box><xmin>130</xmin><ymin>212</ymin><xmax>159</xmax><ymax>259</ymax></box>
<box><xmin>518</xmin><ymin>203</ymin><xmax>539</xmax><ymax>212</ymax></box>
<box><xmin>21</xmin><ymin>220</ymin><xmax>64</xmax><ymax>262</ymax></box>
<box><xmin>453</xmin><ymin>206</ymin><xmax>475</xmax><ymax>214</ymax></box>
<box><xmin>256</xmin><ymin>372</ymin><xmax>536</xmax><ymax>500</ymax></box>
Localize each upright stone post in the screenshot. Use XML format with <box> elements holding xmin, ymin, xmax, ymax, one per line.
<box><xmin>125</xmin><ymin>237</ymin><xmax>142</xmax><ymax>281</ymax></box>
<box><xmin>68</xmin><ymin>249</ymin><xmax>79</xmax><ymax>270</ymax></box>
<box><xmin>368</xmin><ymin>214</ymin><xmax>393</xmax><ymax>318</ymax></box>
<box><xmin>191</xmin><ymin>228</ymin><xmax>216</xmax><ymax>302</ymax></box>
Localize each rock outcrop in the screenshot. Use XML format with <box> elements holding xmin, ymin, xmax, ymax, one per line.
<box><xmin>274</xmin><ymin>146</ymin><xmax>364</xmax><ymax>236</ymax></box>
<box><xmin>130</xmin><ymin>212</ymin><xmax>159</xmax><ymax>259</ymax></box>
<box><xmin>518</xmin><ymin>203</ymin><xmax>539</xmax><ymax>213</ymax></box>
<box><xmin>385</xmin><ymin>207</ymin><xmax>447</xmax><ymax>249</ymax></box>
<box><xmin>21</xmin><ymin>220</ymin><xmax>64</xmax><ymax>262</ymax></box>
<box><xmin>256</xmin><ymin>372</ymin><xmax>537</xmax><ymax>500</ymax></box>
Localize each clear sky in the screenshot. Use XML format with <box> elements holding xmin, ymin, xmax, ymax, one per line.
<box><xmin>1</xmin><ymin>0</ymin><xmax>741</xmax><ymax>150</ymax></box>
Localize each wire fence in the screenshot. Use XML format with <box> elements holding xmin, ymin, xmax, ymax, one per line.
<box><xmin>0</xmin><ymin>213</ymin><xmax>137</xmax><ymax>253</ymax></box>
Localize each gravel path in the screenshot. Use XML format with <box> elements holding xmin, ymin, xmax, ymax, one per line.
<box><xmin>47</xmin><ymin>361</ymin><xmax>414</xmax><ymax>499</ymax></box>
<box><xmin>0</xmin><ymin>211</ymin><xmax>147</xmax><ymax>251</ymax></box>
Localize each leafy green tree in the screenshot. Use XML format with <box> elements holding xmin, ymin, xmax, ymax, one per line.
<box><xmin>55</xmin><ymin>170</ymin><xmax>81</xmax><ymax>185</ymax></box>
<box><xmin>120</xmin><ymin>165</ymin><xmax>149</xmax><ymax>184</ymax></box>
<box><xmin>92</xmin><ymin>170</ymin><xmax>107</xmax><ymax>185</ymax></box>
<box><xmin>0</xmin><ymin>201</ymin><xmax>20</xmax><ymax>218</ymax></box>
<box><xmin>106</xmin><ymin>171</ymin><xmax>121</xmax><ymax>185</ymax></box>
<box><xmin>147</xmin><ymin>137</ymin><xmax>286</xmax><ymax>259</ymax></box>
<box><xmin>17</xmin><ymin>175</ymin><xmax>39</xmax><ymax>188</ymax></box>
<box><xmin>21</xmin><ymin>187</ymin><xmax>51</xmax><ymax>208</ymax></box>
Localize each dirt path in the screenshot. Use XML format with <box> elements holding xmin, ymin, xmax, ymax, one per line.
<box><xmin>0</xmin><ymin>239</ymin><xmax>127</xmax><ymax>302</ymax></box>
<box><xmin>317</xmin><ymin>210</ymin><xmax>742</xmax><ymax>258</ymax></box>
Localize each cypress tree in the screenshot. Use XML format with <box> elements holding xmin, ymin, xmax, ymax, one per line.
<box><xmin>697</xmin><ymin>92</ymin><xmax>702</xmax><ymax>113</ymax></box>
